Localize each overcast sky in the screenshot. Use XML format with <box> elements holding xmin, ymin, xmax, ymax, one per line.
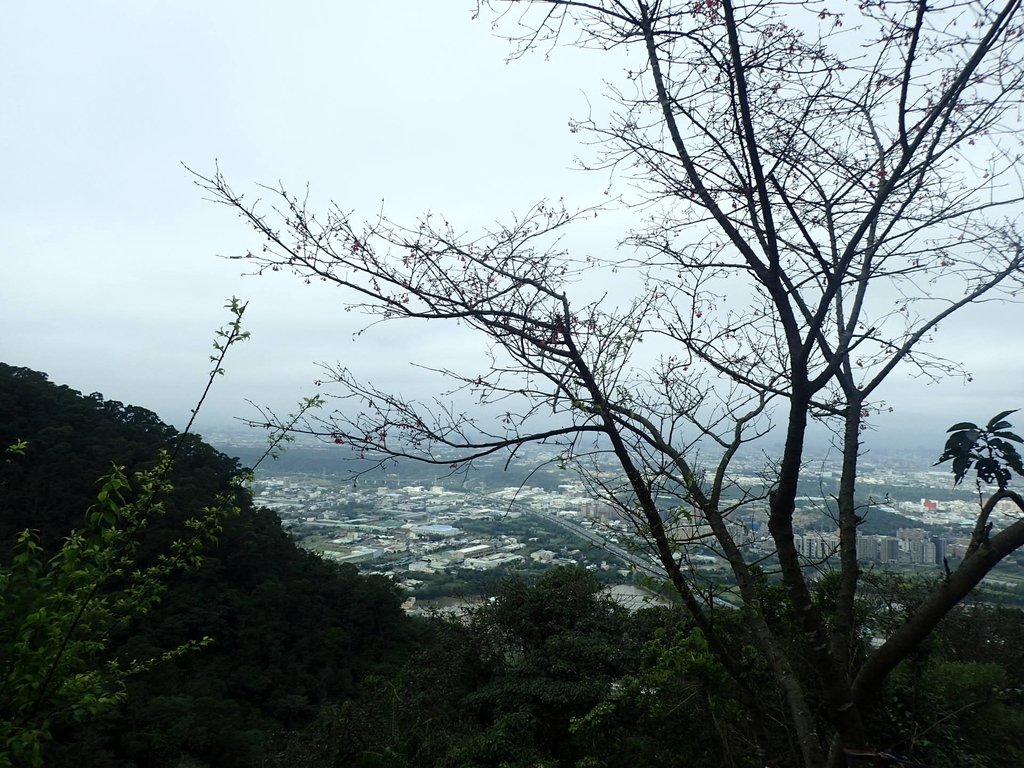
<box><xmin>2</xmin><ymin>2</ymin><xmax>1021</xmax><ymax>454</ymax></box>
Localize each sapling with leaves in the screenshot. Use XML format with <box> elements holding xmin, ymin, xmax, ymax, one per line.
<box><xmin>0</xmin><ymin>297</ymin><xmax>274</xmax><ymax>768</ymax></box>
<box><xmin>934</xmin><ymin>409</ymin><xmax>1024</xmax><ymax>568</ymax></box>
<box><xmin>938</xmin><ymin>410</ymin><xmax>1024</xmax><ymax>491</ymax></box>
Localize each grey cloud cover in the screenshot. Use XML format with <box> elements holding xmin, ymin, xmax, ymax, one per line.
<box><xmin>1</xmin><ymin>1</ymin><xmax>1019</xmax><ymax>453</ymax></box>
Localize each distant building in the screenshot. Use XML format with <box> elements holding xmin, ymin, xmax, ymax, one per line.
<box><xmin>410</xmin><ymin>524</ymin><xmax>462</xmax><ymax>537</ymax></box>
<box><xmin>879</xmin><ymin>537</ymin><xmax>901</xmax><ymax>564</ymax></box>
<box><xmin>322</xmin><ymin>546</ymin><xmax>382</xmax><ymax>563</ymax></box>
<box><xmin>795</xmin><ymin>531</ymin><xmax>838</xmax><ymax>560</ymax></box>
<box><xmin>452</xmin><ymin>544</ymin><xmax>492</xmax><ymax>561</ymax></box>
<box><xmin>910</xmin><ymin>539</ymin><xmax>937</xmax><ymax>565</ymax></box>
<box><xmin>858</xmin><ymin>535</ymin><xmax>877</xmax><ymax>562</ymax></box>
<box><xmin>530</xmin><ymin>549</ymin><xmax>556</xmax><ymax>563</ymax></box>
<box><xmin>463</xmin><ymin>553</ymin><xmax>523</xmax><ymax>570</ymax></box>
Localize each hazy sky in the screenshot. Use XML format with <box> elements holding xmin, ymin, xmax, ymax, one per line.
<box><xmin>2</xmin><ymin>2</ymin><xmax>1021</xmax><ymax>453</ymax></box>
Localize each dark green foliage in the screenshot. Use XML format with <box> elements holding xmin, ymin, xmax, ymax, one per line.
<box><xmin>851</xmin><ymin>504</ymin><xmax>926</xmax><ymax>537</ymax></box>
<box><xmin>0</xmin><ymin>456</ymin><xmax>233</xmax><ymax>768</ymax></box>
<box><xmin>934</xmin><ymin>604</ymin><xmax>1024</xmax><ymax>684</ymax></box>
<box><xmin>854</xmin><ymin>576</ymin><xmax>1024</xmax><ymax>767</ymax></box>
<box><xmin>93</xmin><ymin>513</ymin><xmax>415</xmax><ymax>768</ymax></box>
<box><xmin>280</xmin><ymin>569</ymin><xmax>781</xmax><ymax>768</ymax></box>
<box><xmin>871</xmin><ymin>658</ymin><xmax>1024</xmax><ymax>768</ymax></box>
<box><xmin>0</xmin><ymin>365</ymin><xmax>415</xmax><ymax>767</ymax></box>
<box><xmin>276</xmin><ymin>567</ymin><xmax>645</xmax><ymax>768</ymax></box>
<box><xmin>936</xmin><ymin>410</ymin><xmax>1024</xmax><ymax>489</ymax></box>
<box><xmin>0</xmin><ymin>365</ymin><xmax>241</xmax><ymax>555</ymax></box>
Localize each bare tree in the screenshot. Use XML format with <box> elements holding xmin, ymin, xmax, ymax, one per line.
<box><xmin>198</xmin><ymin>0</ymin><xmax>1024</xmax><ymax>765</ymax></box>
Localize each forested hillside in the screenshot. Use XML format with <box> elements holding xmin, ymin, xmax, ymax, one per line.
<box><xmin>0</xmin><ymin>364</ymin><xmax>414</xmax><ymax>767</ymax></box>
<box><xmin>2</xmin><ymin>364</ymin><xmax>1023</xmax><ymax>768</ymax></box>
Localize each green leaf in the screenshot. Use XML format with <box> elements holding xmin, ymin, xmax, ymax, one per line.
<box><xmin>950</xmin><ymin>455</ymin><xmax>972</xmax><ymax>486</ymax></box>
<box><xmin>947</xmin><ymin>421</ymin><xmax>979</xmax><ymax>432</ymax></box>
<box><xmin>938</xmin><ymin>412</ymin><xmax>1023</xmax><ymax>488</ymax></box>
<box><xmin>987</xmin><ymin>409</ymin><xmax>1018</xmax><ymax>429</ymax></box>
<box><xmin>996</xmin><ymin>442</ymin><xmax>1024</xmax><ymax>477</ymax></box>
